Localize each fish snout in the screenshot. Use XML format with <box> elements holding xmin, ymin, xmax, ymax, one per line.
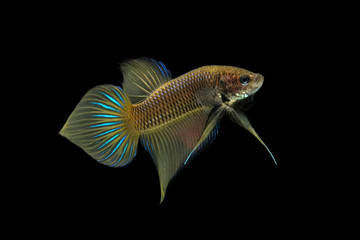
<box><xmin>254</xmin><ymin>73</ymin><xmax>264</xmax><ymax>88</ymax></box>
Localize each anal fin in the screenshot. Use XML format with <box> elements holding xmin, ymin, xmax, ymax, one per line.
<box><xmin>140</xmin><ymin>108</ymin><xmax>216</xmax><ymax>203</ymax></box>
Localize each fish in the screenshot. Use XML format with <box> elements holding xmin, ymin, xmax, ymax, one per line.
<box><xmin>59</xmin><ymin>57</ymin><xmax>277</xmax><ymax>203</ymax></box>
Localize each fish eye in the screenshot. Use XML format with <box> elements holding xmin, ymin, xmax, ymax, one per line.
<box><xmin>239</xmin><ymin>75</ymin><xmax>250</xmax><ymax>85</ymax></box>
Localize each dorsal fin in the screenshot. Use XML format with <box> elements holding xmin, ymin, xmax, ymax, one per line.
<box><xmin>120</xmin><ymin>57</ymin><xmax>172</xmax><ymax>103</ymax></box>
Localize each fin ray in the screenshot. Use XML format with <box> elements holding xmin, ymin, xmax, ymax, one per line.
<box><xmin>227</xmin><ymin>108</ymin><xmax>277</xmax><ymax>165</ymax></box>
<box><xmin>185</xmin><ymin>107</ymin><xmax>225</xmax><ymax>165</ymax></box>
<box><xmin>140</xmin><ymin>107</ymin><xmax>223</xmax><ymax>202</ymax></box>
<box><xmin>60</xmin><ymin>85</ymin><xmax>140</xmax><ymax>167</ymax></box>
<box><xmin>121</xmin><ymin>58</ymin><xmax>172</xmax><ymax>103</ymax></box>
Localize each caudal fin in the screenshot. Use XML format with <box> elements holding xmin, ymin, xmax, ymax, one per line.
<box><xmin>60</xmin><ymin>85</ymin><xmax>139</xmax><ymax>167</ymax></box>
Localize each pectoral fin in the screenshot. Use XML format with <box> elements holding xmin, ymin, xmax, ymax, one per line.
<box><xmin>184</xmin><ymin>107</ymin><xmax>225</xmax><ymax>165</ymax></box>
<box><xmin>228</xmin><ymin>109</ymin><xmax>277</xmax><ymax>165</ymax></box>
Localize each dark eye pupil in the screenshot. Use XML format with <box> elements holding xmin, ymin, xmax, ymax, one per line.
<box><xmin>240</xmin><ymin>75</ymin><xmax>250</xmax><ymax>85</ymax></box>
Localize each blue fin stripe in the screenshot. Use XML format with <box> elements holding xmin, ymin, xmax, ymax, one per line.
<box><xmin>97</xmin><ymin>134</ymin><xmax>120</xmax><ymax>149</ymax></box>
<box><xmin>92</xmin><ymin>114</ymin><xmax>119</xmax><ymax>118</ymax></box>
<box><xmin>148</xmin><ymin>58</ymin><xmax>162</xmax><ymax>77</ymax></box>
<box><xmin>112</xmin><ymin>87</ymin><xmax>125</xmax><ymax>104</ymax></box>
<box><xmin>99</xmin><ymin>135</ymin><xmax>127</xmax><ymax>162</ymax></box>
<box><xmin>149</xmin><ymin>58</ymin><xmax>170</xmax><ymax>79</ymax></box>
<box><xmin>89</xmin><ymin>121</ymin><xmax>122</xmax><ymax>128</ymax></box>
<box><xmin>150</xmin><ymin>141</ymin><xmax>155</xmax><ymax>159</ymax></box>
<box><xmin>90</xmin><ymin>102</ymin><xmax>119</xmax><ymax>112</ymax></box>
<box><xmin>141</xmin><ymin>138</ymin><xmax>154</xmax><ymax>159</ymax></box>
<box><xmin>142</xmin><ymin>138</ymin><xmax>149</xmax><ymax>151</ymax></box>
<box><xmin>184</xmin><ymin>149</ymin><xmax>195</xmax><ymax>165</ymax></box>
<box><xmin>184</xmin><ymin>125</ymin><xmax>220</xmax><ymax>165</ymax></box>
<box><xmin>122</xmin><ymin>143</ymin><xmax>134</xmax><ymax>166</ymax></box>
<box><xmin>100</xmin><ymin>92</ymin><xmax>123</xmax><ymax>109</ymax></box>
<box><xmin>145</xmin><ymin>139</ymin><xmax>151</xmax><ymax>156</ymax></box>
<box><xmin>111</xmin><ymin>142</ymin><xmax>129</xmax><ymax>167</ymax></box>
<box><xmin>93</xmin><ymin>127</ymin><xmax>121</xmax><ymax>138</ymax></box>
<box><xmin>158</xmin><ymin>61</ymin><xmax>168</xmax><ymax>78</ymax></box>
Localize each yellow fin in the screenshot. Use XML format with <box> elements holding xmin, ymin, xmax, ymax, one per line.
<box><xmin>121</xmin><ymin>58</ymin><xmax>172</xmax><ymax>104</ymax></box>
<box><xmin>227</xmin><ymin>108</ymin><xmax>277</xmax><ymax>165</ymax></box>
<box><xmin>60</xmin><ymin>85</ymin><xmax>139</xmax><ymax>167</ymax></box>
<box><xmin>185</xmin><ymin>107</ymin><xmax>225</xmax><ymax>165</ymax></box>
<box><xmin>140</xmin><ymin>107</ymin><xmax>215</xmax><ymax>203</ymax></box>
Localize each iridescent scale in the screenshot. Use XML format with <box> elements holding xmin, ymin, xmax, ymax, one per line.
<box><xmin>130</xmin><ymin>67</ymin><xmax>217</xmax><ymax>132</ymax></box>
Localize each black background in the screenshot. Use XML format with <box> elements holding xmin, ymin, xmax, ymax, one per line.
<box><xmin>49</xmin><ymin>30</ymin><xmax>317</xmax><ymax>211</ymax></box>
<box><xmin>23</xmin><ymin>4</ymin><xmax>349</xmax><ymax>223</ymax></box>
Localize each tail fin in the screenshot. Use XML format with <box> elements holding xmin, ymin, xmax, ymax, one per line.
<box><xmin>60</xmin><ymin>85</ymin><xmax>139</xmax><ymax>167</ymax></box>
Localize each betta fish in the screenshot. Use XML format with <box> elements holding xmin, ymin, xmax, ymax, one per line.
<box><xmin>60</xmin><ymin>57</ymin><xmax>277</xmax><ymax>203</ymax></box>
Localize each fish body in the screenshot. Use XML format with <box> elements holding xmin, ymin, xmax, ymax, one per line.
<box><xmin>60</xmin><ymin>58</ymin><xmax>276</xmax><ymax>203</ymax></box>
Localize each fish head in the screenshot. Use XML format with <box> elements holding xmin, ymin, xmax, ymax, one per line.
<box><xmin>218</xmin><ymin>67</ymin><xmax>264</xmax><ymax>108</ymax></box>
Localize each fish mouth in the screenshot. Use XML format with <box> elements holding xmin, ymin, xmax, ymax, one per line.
<box><xmin>251</xmin><ymin>73</ymin><xmax>264</xmax><ymax>95</ymax></box>
<box><xmin>254</xmin><ymin>73</ymin><xmax>264</xmax><ymax>88</ymax></box>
